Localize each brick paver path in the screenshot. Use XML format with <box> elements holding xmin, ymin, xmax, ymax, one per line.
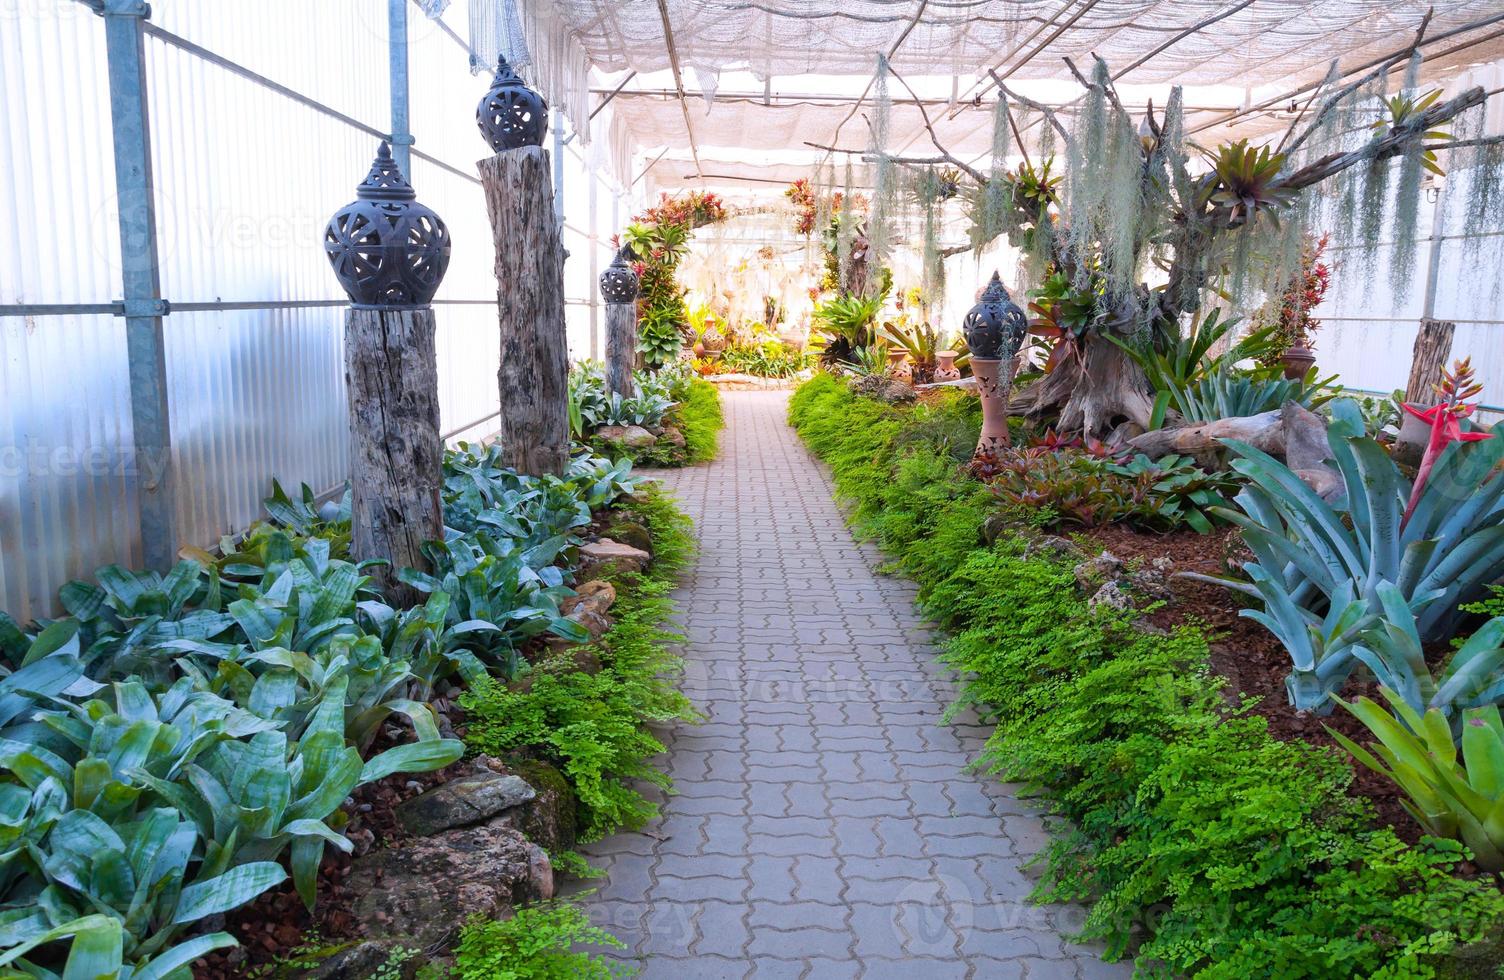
<box><xmin>578</xmin><ymin>390</ymin><xmax>1128</xmax><ymax>979</ymax></box>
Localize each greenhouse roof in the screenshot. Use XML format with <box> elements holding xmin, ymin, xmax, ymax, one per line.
<box><xmin>502</xmin><ymin>0</ymin><xmax>1504</xmax><ymax>194</ymax></box>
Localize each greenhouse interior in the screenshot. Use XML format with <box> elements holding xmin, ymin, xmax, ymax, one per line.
<box><xmin>7</xmin><ymin>0</ymin><xmax>1504</xmax><ymax>977</ymax></box>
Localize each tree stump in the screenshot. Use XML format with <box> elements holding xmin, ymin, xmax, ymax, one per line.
<box><xmin>604</xmin><ymin>303</ymin><xmax>636</xmax><ymax>399</ymax></box>
<box><xmin>478</xmin><ymin>146</ymin><xmax>570</xmax><ymax>477</ymax></box>
<box><xmin>1396</xmin><ymin>319</ymin><xmax>1456</xmax><ymax>465</ymax></box>
<box><xmin>1405</xmin><ymin>318</ymin><xmax>1455</xmax><ymax>404</ymax></box>
<box><xmin>345</xmin><ymin>306</ymin><xmax>443</xmax><ymax>606</ymax></box>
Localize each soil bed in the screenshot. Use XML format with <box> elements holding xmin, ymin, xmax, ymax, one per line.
<box><xmin>1075</xmin><ymin>524</ymin><xmax>1418</xmax><ymax>840</ymax></box>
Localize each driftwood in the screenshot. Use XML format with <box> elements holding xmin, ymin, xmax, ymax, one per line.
<box><xmin>1405</xmin><ymin>318</ymin><xmax>1455</xmax><ymax>403</ymax></box>
<box><xmin>478</xmin><ymin>146</ymin><xmax>570</xmax><ymax>477</ymax></box>
<box><xmin>604</xmin><ymin>302</ymin><xmax>636</xmax><ymax>399</ymax></box>
<box><xmin>345</xmin><ymin>306</ymin><xmax>443</xmax><ymax>606</ymax></box>
<box><xmin>1128</xmin><ymin>402</ymin><xmax>1342</xmax><ymax>499</ymax></box>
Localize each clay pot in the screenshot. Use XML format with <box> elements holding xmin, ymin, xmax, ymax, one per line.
<box><xmin>1280</xmin><ymin>342</ymin><xmax>1316</xmax><ymax>380</ymax></box>
<box><xmin>887</xmin><ymin>349</ymin><xmax>912</xmax><ymax>384</ymax></box>
<box><xmin>971</xmin><ymin>357</ymin><xmax>1017</xmax><ymax>458</ymax></box>
<box><xmin>692</xmin><ymin>341</ymin><xmax>706</xmax><ymax>357</ymax></box>
<box><xmin>933</xmin><ymin>351</ymin><xmax>961</xmax><ymax>382</ymax></box>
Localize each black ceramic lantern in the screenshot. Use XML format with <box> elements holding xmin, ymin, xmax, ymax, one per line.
<box><xmin>963</xmin><ymin>271</ymin><xmax>1028</xmax><ymax>361</ymax></box>
<box><xmin>325</xmin><ymin>142</ymin><xmax>451</xmax><ymax>309</ymax></box>
<box><xmin>477</xmin><ymin>55</ymin><xmax>548</xmax><ymax>151</ymax></box>
<box><xmin>599</xmin><ymin>247</ymin><xmax>639</xmax><ymax>304</ymax></box>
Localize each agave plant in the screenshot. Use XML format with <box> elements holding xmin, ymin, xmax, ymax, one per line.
<box><xmin>1172</xmin><ymin>365</ymin><xmax>1339</xmax><ymax>425</ymax></box>
<box><xmin>1329</xmin><ymin>691</ymin><xmax>1504</xmax><ymax>871</ymax></box>
<box><xmin>1352</xmin><ymin>582</ymin><xmax>1504</xmax><ymax>722</ymax></box>
<box><xmin>1198</xmin><ymin>400</ymin><xmax>1504</xmax><ymax>710</ymax></box>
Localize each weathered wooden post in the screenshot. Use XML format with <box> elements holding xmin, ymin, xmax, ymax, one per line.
<box><xmin>476</xmin><ymin>56</ymin><xmax>569</xmax><ymax>477</ymax></box>
<box><xmin>1396</xmin><ymin>318</ymin><xmax>1458</xmax><ymax>465</ymax></box>
<box><xmin>599</xmin><ymin>246</ymin><xmax>640</xmax><ymax>399</ymax></box>
<box><xmin>324</xmin><ymin>141</ymin><xmax>451</xmax><ymax>604</ymax></box>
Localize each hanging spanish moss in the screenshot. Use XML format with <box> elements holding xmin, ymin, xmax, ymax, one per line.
<box><xmin>1459</xmin><ymin>103</ymin><xmax>1504</xmax><ymax>270</ymax></box>
<box><xmin>1101</xmin><ymin>108</ymin><xmax>1145</xmax><ymax>299</ymax></box>
<box><xmin>1387</xmin><ymin>52</ymin><xmax>1426</xmax><ymax>301</ymax></box>
<box><xmin>1065</xmin><ymin>60</ymin><xmax>1111</xmax><ymax>288</ymax></box>
<box><xmin>991</xmin><ymin>93</ymin><xmax>1011</xmax><ymax>176</ymax></box>
<box><xmin>837</xmin><ymin>157</ymin><xmax>856</xmax><ymax>291</ymax></box>
<box><xmin>920</xmin><ymin>192</ymin><xmax>945</xmax><ymax>310</ymax></box>
<box><xmin>866</xmin><ymin>54</ymin><xmax>897</xmax><ymax>282</ymax></box>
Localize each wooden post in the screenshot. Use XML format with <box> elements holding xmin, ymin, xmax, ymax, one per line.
<box><xmin>1405</xmin><ymin>318</ymin><xmax>1456</xmax><ymax>404</ymax></box>
<box><xmin>604</xmin><ymin>303</ymin><xmax>636</xmax><ymax>398</ymax></box>
<box><xmin>478</xmin><ymin>146</ymin><xmax>570</xmax><ymax>476</ymax></box>
<box><xmin>345</xmin><ymin>306</ymin><xmax>443</xmax><ymax>606</ymax></box>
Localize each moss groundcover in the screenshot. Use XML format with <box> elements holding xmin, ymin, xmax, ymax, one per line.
<box><xmin>789</xmin><ymin>372</ymin><xmax>1504</xmax><ymax>979</ymax></box>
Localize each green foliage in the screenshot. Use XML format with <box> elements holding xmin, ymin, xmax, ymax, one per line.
<box><xmin>717</xmin><ymin>339</ymin><xmax>811</xmax><ymax>379</ymax></box>
<box><xmin>449</xmin><ymin>903</ymin><xmax>633</xmax><ymax>980</ymax></box>
<box><xmin>983</xmin><ymin>449</ymin><xmax>1236</xmax><ymax>533</ymax></box>
<box><xmin>0</xmin><ymin>448</ymin><xmax>647</xmax><ymax>971</ymax></box>
<box><xmin>460</xmin><ymin>487</ymin><xmax>697</xmax><ymax>839</ymax></box>
<box><xmin>677</xmin><ymin>377</ymin><xmax>723</xmax><ymax>465</ymax></box>
<box><xmin>1331</xmin><ymin>691</ymin><xmax>1504</xmax><ymax>871</ymax></box>
<box><xmin>1204</xmin><ymin>399</ymin><xmax>1504</xmax><ymax>710</ymax></box>
<box><xmin>811</xmin><ymin>293</ymin><xmax>883</xmax><ymax>365</ymax></box>
<box><xmin>573</xmin><ymin>364</ymin><xmax>721</xmax><ymax>469</ymax></box>
<box><xmin>788</xmin><ymin>375</ymin><xmax>1504</xmax><ymax>977</ymax></box>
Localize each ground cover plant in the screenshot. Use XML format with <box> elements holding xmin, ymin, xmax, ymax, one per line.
<box><xmin>0</xmin><ymin>446</ymin><xmax>689</xmax><ymax>976</ymax></box>
<box><xmin>568</xmin><ymin>362</ymin><xmax>723</xmax><ymax>467</ymax></box>
<box><xmin>789</xmin><ymin>372</ymin><xmax>1504</xmax><ymax>977</ymax></box>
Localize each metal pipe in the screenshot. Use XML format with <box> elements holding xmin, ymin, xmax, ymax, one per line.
<box><xmin>1421</xmin><ymin>183</ymin><xmax>1448</xmax><ymax>321</ymax></box>
<box><xmin>387</xmin><ymin>0</ymin><xmax>413</xmax><ymax>176</ymax></box>
<box><xmin>553</xmin><ymin>109</ymin><xmax>566</xmax><ymax>232</ymax></box>
<box><xmin>99</xmin><ymin>0</ymin><xmax>176</xmax><ymax>571</ymax></box>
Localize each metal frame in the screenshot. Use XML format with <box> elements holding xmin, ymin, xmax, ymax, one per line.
<box><xmin>388</xmin><ymin>0</ymin><xmax>414</xmax><ymax>177</ymax></box>
<box><xmin>98</xmin><ymin>0</ymin><xmax>175</xmax><ymax>571</ymax></box>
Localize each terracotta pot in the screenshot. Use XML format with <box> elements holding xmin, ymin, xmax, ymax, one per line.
<box><xmin>692</xmin><ymin>342</ymin><xmax>706</xmax><ymax>357</ymax></box>
<box><xmin>1280</xmin><ymin>343</ymin><xmax>1316</xmax><ymax>380</ymax></box>
<box><xmin>887</xmin><ymin>349</ymin><xmax>912</xmax><ymax>384</ymax></box>
<box><xmin>970</xmin><ymin>357</ymin><xmax>1017</xmax><ymax>458</ymax></box>
<box><xmin>933</xmin><ymin>351</ymin><xmax>961</xmax><ymax>382</ymax></box>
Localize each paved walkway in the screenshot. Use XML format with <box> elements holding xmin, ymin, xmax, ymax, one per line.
<box><xmin>578</xmin><ymin>390</ymin><xmax>1127</xmax><ymax>979</ymax></box>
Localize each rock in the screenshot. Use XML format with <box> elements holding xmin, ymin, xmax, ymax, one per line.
<box><xmin>579</xmin><ymin>538</ymin><xmax>651</xmax><ymax>578</ymax></box>
<box><xmin>596</xmin><ymin>424</ymin><xmax>657</xmax><ymax>448</ymax></box>
<box><xmin>294</xmin><ymin>940</ymin><xmax>419</xmax><ymax>980</ymax></box>
<box><xmin>658</xmin><ymin>426</ymin><xmax>686</xmax><ymax>447</ymax></box>
<box><xmin>1089</xmin><ymin>580</ymin><xmax>1133</xmax><ymax>613</ymax></box>
<box><xmin>847</xmin><ymin>374</ymin><xmax>916</xmax><ymax>404</ymax></box>
<box><xmin>559</xmin><ymin>579</ymin><xmax>617</xmax><ymax>642</ymax></box>
<box><xmin>347</xmin><ymin>821</ymin><xmax>553</xmax><ymax>948</ymax></box>
<box><xmin>395</xmin><ymin>771</ymin><xmax>536</xmax><ymax>837</ymax></box>
<box><xmin>979</xmin><ymin>513</ymin><xmax>1012</xmax><ymax>546</ymax></box>
<box><xmin>1025</xmin><ymin>534</ymin><xmax>1080</xmax><ymax>560</ymax></box>
<box><xmin>1073</xmin><ymin>551</ymin><xmax>1123</xmax><ymax>590</ymax></box>
<box><xmin>488</xmin><ymin>758</ymin><xmax>579</xmax><ymax>855</ymax></box>
<box><xmin>606</xmin><ymin>520</ymin><xmax>653</xmax><ymax>555</ymax></box>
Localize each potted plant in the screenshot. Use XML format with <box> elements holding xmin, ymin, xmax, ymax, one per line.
<box><xmin>1258</xmin><ymin>233</ymin><xmax>1331</xmax><ymax>379</ymax></box>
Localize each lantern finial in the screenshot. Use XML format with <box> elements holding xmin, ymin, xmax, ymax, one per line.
<box><xmin>962</xmin><ymin>270</ymin><xmax>1027</xmax><ymax>361</ymax></box>
<box><xmin>599</xmin><ymin>245</ymin><xmax>640</xmax><ymax>304</ymax></box>
<box><xmin>325</xmin><ymin>141</ymin><xmax>452</xmax><ymax>309</ymax></box>
<box><xmin>477</xmin><ymin>55</ymin><xmax>549</xmax><ymax>151</ymax></box>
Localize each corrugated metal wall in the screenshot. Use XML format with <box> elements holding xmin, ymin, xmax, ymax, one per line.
<box><xmin>0</xmin><ymin>0</ymin><xmax>629</xmax><ymax>623</ymax></box>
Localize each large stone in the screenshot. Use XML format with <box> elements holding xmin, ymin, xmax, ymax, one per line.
<box><xmin>559</xmin><ymin>579</ymin><xmax>617</xmax><ymax>641</ymax></box>
<box><xmin>1073</xmin><ymin>551</ymin><xmax>1123</xmax><ymax>590</ymax></box>
<box><xmin>395</xmin><ymin>770</ymin><xmax>536</xmax><ymax>837</ymax></box>
<box><xmin>606</xmin><ymin>520</ymin><xmax>653</xmax><ymax>555</ymax></box>
<box><xmin>596</xmin><ymin>424</ymin><xmax>657</xmax><ymax>448</ymax></box>
<box><xmin>579</xmin><ymin>538</ymin><xmax>651</xmax><ymax>578</ymax></box>
<box><xmin>347</xmin><ymin>821</ymin><xmax>553</xmax><ymax>948</ymax></box>
<box><xmin>1088</xmin><ymin>580</ymin><xmax>1133</xmax><ymax>613</ymax></box>
<box><xmin>658</xmin><ymin>426</ymin><xmax>686</xmax><ymax>447</ymax></box>
<box><xmin>294</xmin><ymin>941</ymin><xmax>420</xmax><ymax>980</ymax></box>
<box><xmin>489</xmin><ymin>758</ymin><xmax>579</xmax><ymax>855</ymax></box>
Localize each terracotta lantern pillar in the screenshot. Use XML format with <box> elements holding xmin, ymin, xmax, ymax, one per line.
<box><xmin>963</xmin><ymin>272</ymin><xmax>1029</xmax><ymax>459</ymax></box>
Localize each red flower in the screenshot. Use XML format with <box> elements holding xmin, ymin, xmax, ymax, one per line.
<box><xmin>1400</xmin><ymin>358</ymin><xmax>1493</xmax><ymax>527</ymax></box>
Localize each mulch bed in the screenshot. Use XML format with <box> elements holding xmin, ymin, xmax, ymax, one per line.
<box><xmin>1075</xmin><ymin>523</ymin><xmax>1420</xmax><ymax>841</ymax></box>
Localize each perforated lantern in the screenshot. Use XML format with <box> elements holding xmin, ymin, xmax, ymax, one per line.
<box><xmin>965</xmin><ymin>271</ymin><xmax>1028</xmax><ymax>458</ymax></box>
<box><xmin>599</xmin><ymin>248</ymin><xmax>639</xmax><ymax>304</ymax></box>
<box><xmin>325</xmin><ymin>142</ymin><xmax>451</xmax><ymax>309</ymax></box>
<box><xmin>477</xmin><ymin>55</ymin><xmax>548</xmax><ymax>151</ymax></box>
<box><xmin>963</xmin><ymin>271</ymin><xmax>1028</xmax><ymax>362</ymax></box>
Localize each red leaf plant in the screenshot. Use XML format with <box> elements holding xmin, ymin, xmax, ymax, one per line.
<box><xmin>1401</xmin><ymin>357</ymin><xmax>1493</xmax><ymax>527</ymax></box>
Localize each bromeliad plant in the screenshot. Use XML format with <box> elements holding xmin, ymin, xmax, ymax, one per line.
<box><xmin>1330</xmin><ymin>691</ymin><xmax>1504</xmax><ymax>872</ymax></box>
<box><xmin>1202</xmin><ymin>399</ymin><xmax>1504</xmax><ymax>711</ymax></box>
